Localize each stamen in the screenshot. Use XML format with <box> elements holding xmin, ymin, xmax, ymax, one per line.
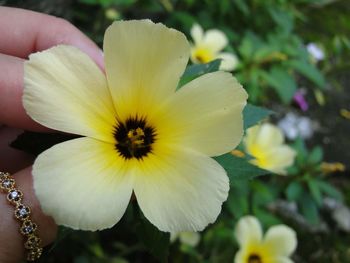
<box><xmin>127</xmin><ymin>128</ymin><xmax>145</xmax><ymax>146</ymax></box>
<box><xmin>114</xmin><ymin>117</ymin><xmax>156</xmax><ymax>160</ymax></box>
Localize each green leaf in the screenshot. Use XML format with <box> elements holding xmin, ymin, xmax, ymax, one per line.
<box><xmin>261</xmin><ymin>67</ymin><xmax>297</xmax><ymax>103</ymax></box>
<box><xmin>308</xmin><ymin>146</ymin><xmax>323</xmax><ymax>164</ymax></box>
<box><xmin>226</xmin><ymin>185</ymin><xmax>249</xmax><ymax>218</ymax></box>
<box><xmin>286</xmin><ymin>181</ymin><xmax>304</xmax><ymax>202</ymax></box>
<box><xmin>238</xmin><ymin>35</ymin><xmax>254</xmax><ymax>59</ymax></box>
<box><xmin>214</xmin><ymin>153</ymin><xmax>270</xmax><ymax>184</ymax></box>
<box><xmin>233</xmin><ymin>0</ymin><xmax>250</xmax><ymax>16</ymax></box>
<box><xmin>299</xmin><ymin>192</ymin><xmax>319</xmax><ymax>224</ymax></box>
<box><xmin>178</xmin><ymin>59</ymin><xmax>221</xmax><ymax>88</ymax></box>
<box><xmin>267</xmin><ymin>7</ymin><xmax>294</xmax><ymax>35</ymax></box>
<box><xmin>135</xmin><ymin>216</ymin><xmax>170</xmax><ymax>262</ymax></box>
<box><xmin>48</xmin><ymin>226</ymin><xmax>74</xmax><ymax>253</ymax></box>
<box><xmin>307</xmin><ymin>179</ymin><xmax>323</xmax><ymax>206</ymax></box>
<box><xmin>243</xmin><ymin>104</ymin><xmax>273</xmax><ymax>129</ymax></box>
<box><xmin>287</xmin><ymin>59</ymin><xmax>326</xmax><ymax>88</ymax></box>
<box><xmin>252</xmin><ymin>181</ymin><xmax>276</xmax><ymax>206</ymax></box>
<box><xmin>253</xmin><ymin>207</ymin><xmax>281</xmax><ymax>228</ymax></box>
<box><xmin>292</xmin><ymin>137</ymin><xmax>308</xmax><ymax>164</ymax></box>
<box><xmin>317</xmin><ymin>181</ymin><xmax>343</xmax><ymax>201</ymax></box>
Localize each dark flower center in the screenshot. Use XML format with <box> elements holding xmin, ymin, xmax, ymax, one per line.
<box><xmin>114</xmin><ymin>117</ymin><xmax>156</xmax><ymax>159</ymax></box>
<box><xmin>248</xmin><ymin>254</ymin><xmax>262</xmax><ymax>263</ymax></box>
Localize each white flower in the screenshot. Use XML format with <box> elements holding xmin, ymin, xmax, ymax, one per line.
<box><xmin>190</xmin><ymin>24</ymin><xmax>238</xmax><ymax>71</ymax></box>
<box><xmin>278</xmin><ymin>113</ymin><xmax>313</xmax><ymax>140</ymax></box>
<box><xmin>306</xmin><ymin>43</ymin><xmax>324</xmax><ymax>62</ymax></box>
<box><xmin>234</xmin><ymin>216</ymin><xmax>297</xmax><ymax>263</ymax></box>
<box><xmin>243</xmin><ymin>123</ymin><xmax>296</xmax><ymax>175</ymax></box>
<box><xmin>23</xmin><ymin>20</ymin><xmax>248</xmax><ymax>232</ymax></box>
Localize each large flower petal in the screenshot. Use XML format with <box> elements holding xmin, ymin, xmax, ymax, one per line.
<box><xmin>155</xmin><ymin>71</ymin><xmax>247</xmax><ymax>156</ymax></box>
<box><xmin>24</xmin><ymin>45</ymin><xmax>116</xmax><ymax>143</ymax></box>
<box><xmin>133</xmin><ymin>146</ymin><xmax>229</xmax><ymax>232</ymax></box>
<box><xmin>263</xmin><ymin>225</ymin><xmax>297</xmax><ymax>257</ymax></box>
<box><xmin>235</xmin><ymin>216</ymin><xmax>263</xmax><ymax>247</ymax></box>
<box><xmin>32</xmin><ymin>137</ymin><xmax>134</xmax><ymax>231</ymax></box>
<box><xmin>203</xmin><ymin>29</ymin><xmax>228</xmax><ymax>52</ymax></box>
<box><xmin>104</xmin><ymin>20</ymin><xmax>190</xmax><ymax>121</ymax></box>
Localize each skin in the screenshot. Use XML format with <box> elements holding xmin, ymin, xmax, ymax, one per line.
<box><xmin>0</xmin><ymin>7</ymin><xmax>103</xmax><ymax>263</ymax></box>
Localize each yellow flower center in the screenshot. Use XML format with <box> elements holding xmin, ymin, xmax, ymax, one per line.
<box><xmin>248</xmin><ymin>253</ymin><xmax>262</xmax><ymax>263</ymax></box>
<box><xmin>192</xmin><ymin>47</ymin><xmax>214</xmax><ymax>63</ymax></box>
<box><xmin>248</xmin><ymin>145</ymin><xmax>268</xmax><ymax>168</ymax></box>
<box><xmin>114</xmin><ymin>117</ymin><xmax>156</xmax><ymax>159</ymax></box>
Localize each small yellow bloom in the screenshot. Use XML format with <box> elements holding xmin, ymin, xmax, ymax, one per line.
<box><xmin>190</xmin><ymin>23</ymin><xmax>238</xmax><ymax>71</ymax></box>
<box><xmin>234</xmin><ymin>216</ymin><xmax>297</xmax><ymax>263</ymax></box>
<box><xmin>243</xmin><ymin>123</ymin><xmax>296</xmax><ymax>175</ymax></box>
<box><xmin>321</xmin><ymin>162</ymin><xmax>346</xmax><ymax>174</ymax></box>
<box><xmin>23</xmin><ymin>20</ymin><xmax>248</xmax><ymax>232</ymax></box>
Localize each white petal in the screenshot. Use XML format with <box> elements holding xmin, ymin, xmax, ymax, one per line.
<box><xmin>266</xmin><ymin>257</ymin><xmax>294</xmax><ymax>263</ymax></box>
<box><xmin>179</xmin><ymin>232</ymin><xmax>201</xmax><ymax>247</ymax></box>
<box><xmin>133</xmin><ymin>146</ymin><xmax>229</xmax><ymax>232</ymax></box>
<box><xmin>263</xmin><ymin>225</ymin><xmax>297</xmax><ymax>257</ymax></box>
<box><xmin>255</xmin><ymin>123</ymin><xmax>285</xmax><ymax>149</ymax></box>
<box><xmin>190</xmin><ymin>23</ymin><xmax>204</xmax><ymax>44</ymax></box>
<box><xmin>234</xmin><ymin>250</ymin><xmax>245</xmax><ymax>263</ymax></box>
<box><xmin>217</xmin><ymin>52</ymin><xmax>239</xmax><ymax>71</ymax></box>
<box><xmin>33</xmin><ymin>137</ymin><xmax>134</xmax><ymax>231</ymax></box>
<box><xmin>156</xmin><ymin>71</ymin><xmax>247</xmax><ymax>156</ymax></box>
<box><xmin>261</xmin><ymin>146</ymin><xmax>296</xmax><ymax>175</ymax></box>
<box><xmin>24</xmin><ymin>45</ymin><xmax>116</xmax><ymax>143</ymax></box>
<box><xmin>103</xmin><ymin>20</ymin><xmax>190</xmax><ymax>121</ymax></box>
<box><xmin>203</xmin><ymin>29</ymin><xmax>228</xmax><ymax>52</ymax></box>
<box><xmin>235</xmin><ymin>216</ymin><xmax>263</xmax><ymax>247</ymax></box>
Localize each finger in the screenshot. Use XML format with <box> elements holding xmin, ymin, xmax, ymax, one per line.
<box><xmin>0</xmin><ymin>167</ymin><xmax>57</xmax><ymax>263</ymax></box>
<box><xmin>0</xmin><ymin>53</ymin><xmax>47</xmax><ymax>131</ymax></box>
<box><xmin>0</xmin><ymin>7</ymin><xmax>103</xmax><ymax>68</ymax></box>
<box><xmin>0</xmin><ymin>126</ymin><xmax>34</xmax><ymax>173</ymax></box>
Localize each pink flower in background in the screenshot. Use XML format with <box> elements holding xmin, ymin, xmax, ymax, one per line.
<box><xmin>293</xmin><ymin>89</ymin><xmax>308</xmax><ymax>112</ymax></box>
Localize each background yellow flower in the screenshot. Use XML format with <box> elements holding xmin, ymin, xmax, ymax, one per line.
<box><xmin>243</xmin><ymin>123</ymin><xmax>296</xmax><ymax>175</ymax></box>
<box><xmin>190</xmin><ymin>23</ymin><xmax>238</xmax><ymax>71</ymax></box>
<box><xmin>234</xmin><ymin>216</ymin><xmax>297</xmax><ymax>263</ymax></box>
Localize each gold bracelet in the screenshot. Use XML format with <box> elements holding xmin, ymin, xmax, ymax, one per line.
<box><xmin>0</xmin><ymin>172</ymin><xmax>43</xmax><ymax>261</ymax></box>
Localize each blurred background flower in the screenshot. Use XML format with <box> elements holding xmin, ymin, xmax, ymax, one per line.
<box><xmin>190</xmin><ymin>23</ymin><xmax>238</xmax><ymax>71</ymax></box>
<box><xmin>243</xmin><ymin>123</ymin><xmax>296</xmax><ymax>174</ymax></box>
<box><xmin>234</xmin><ymin>215</ymin><xmax>297</xmax><ymax>263</ymax></box>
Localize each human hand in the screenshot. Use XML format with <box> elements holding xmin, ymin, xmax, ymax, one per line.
<box><xmin>0</xmin><ymin>7</ymin><xmax>103</xmax><ymax>263</ymax></box>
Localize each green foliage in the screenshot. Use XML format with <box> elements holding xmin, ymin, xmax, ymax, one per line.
<box><xmin>243</xmin><ymin>104</ymin><xmax>273</xmax><ymax>129</ymax></box>
<box><xmin>135</xmin><ymin>216</ymin><xmax>170</xmax><ymax>262</ymax></box>
<box><xmin>285</xmin><ymin>138</ymin><xmax>343</xmax><ymax>224</ymax></box>
<box><xmin>214</xmin><ymin>154</ymin><xmax>269</xmax><ymax>184</ymax></box>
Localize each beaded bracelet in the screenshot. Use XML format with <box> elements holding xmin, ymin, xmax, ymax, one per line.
<box><xmin>0</xmin><ymin>172</ymin><xmax>43</xmax><ymax>261</ymax></box>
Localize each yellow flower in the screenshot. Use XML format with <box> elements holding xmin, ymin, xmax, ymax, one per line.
<box><xmin>243</xmin><ymin>123</ymin><xmax>296</xmax><ymax>175</ymax></box>
<box><xmin>23</xmin><ymin>20</ymin><xmax>248</xmax><ymax>232</ymax></box>
<box><xmin>234</xmin><ymin>216</ymin><xmax>297</xmax><ymax>263</ymax></box>
<box><xmin>190</xmin><ymin>23</ymin><xmax>238</xmax><ymax>71</ymax></box>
